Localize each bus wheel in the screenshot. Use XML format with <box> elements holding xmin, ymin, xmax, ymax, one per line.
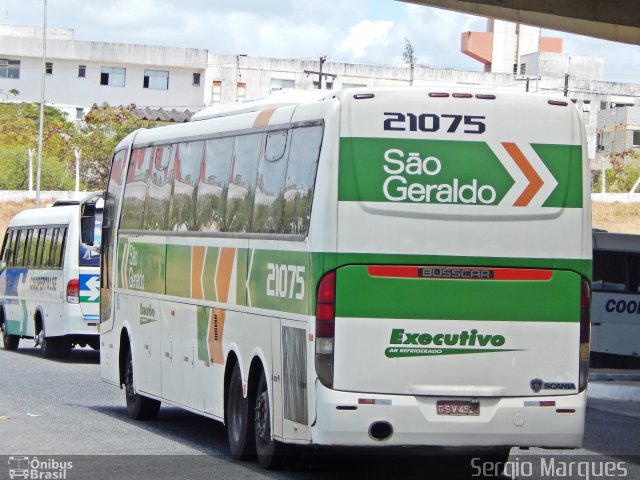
<box><xmin>1</xmin><ymin>320</ymin><xmax>19</xmax><ymax>350</ymax></box>
<box><xmin>124</xmin><ymin>349</ymin><xmax>160</xmax><ymax>420</ymax></box>
<box><xmin>55</xmin><ymin>338</ymin><xmax>72</xmax><ymax>359</ymax></box>
<box><xmin>227</xmin><ymin>364</ymin><xmax>254</xmax><ymax>459</ymax></box>
<box><xmin>255</xmin><ymin>372</ymin><xmax>287</xmax><ymax>469</ymax></box>
<box><xmin>39</xmin><ymin>328</ymin><xmax>58</xmax><ymax>359</ymax></box>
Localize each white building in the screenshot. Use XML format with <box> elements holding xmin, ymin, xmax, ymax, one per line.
<box><xmin>0</xmin><ymin>25</ymin><xmax>207</xmax><ymax>119</ymax></box>
<box><xmin>597</xmin><ymin>106</ymin><xmax>640</xmax><ymax>156</ymax></box>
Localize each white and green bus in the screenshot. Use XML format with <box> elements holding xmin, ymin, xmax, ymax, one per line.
<box><xmin>0</xmin><ymin>192</ymin><xmax>102</xmax><ymax>358</ymax></box>
<box><xmin>100</xmin><ymin>87</ymin><xmax>591</xmax><ymax>469</ymax></box>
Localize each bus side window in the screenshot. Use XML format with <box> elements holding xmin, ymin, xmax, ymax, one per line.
<box><xmin>168</xmin><ymin>141</ymin><xmax>203</xmax><ymax>232</ymax></box>
<box><xmin>252</xmin><ymin>130</ymin><xmax>289</xmax><ymax>234</ymax></box>
<box><xmin>26</xmin><ymin>229</ymin><xmax>38</xmax><ymax>267</ymax></box>
<box><xmin>593</xmin><ymin>250</ymin><xmax>626</xmax><ymax>292</ymax></box>
<box><xmin>143</xmin><ymin>145</ymin><xmax>175</xmax><ymax>231</ymax></box>
<box><xmin>197</xmin><ymin>137</ymin><xmax>234</xmax><ymax>232</ymax></box>
<box><xmin>629</xmin><ymin>254</ymin><xmax>640</xmax><ymax>293</ymax></box>
<box><xmin>54</xmin><ymin>228</ymin><xmax>67</xmax><ymax>268</ymax></box>
<box><xmin>121</xmin><ymin>147</ymin><xmax>152</xmax><ymax>230</ymax></box>
<box><xmin>0</xmin><ymin>229</ymin><xmax>13</xmax><ymax>266</ymax></box>
<box><xmin>41</xmin><ymin>229</ymin><xmax>54</xmax><ymax>268</ymax></box>
<box><xmin>225</xmin><ymin>133</ymin><xmax>262</xmax><ymax>233</ymax></box>
<box><xmin>281</xmin><ymin>125</ymin><xmax>323</xmax><ymax>235</ymax></box>
<box><xmin>14</xmin><ymin>229</ymin><xmax>28</xmax><ymax>267</ymax></box>
<box><xmin>34</xmin><ymin>228</ymin><xmax>46</xmax><ymax>267</ymax></box>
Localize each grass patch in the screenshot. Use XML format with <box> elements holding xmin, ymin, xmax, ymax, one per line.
<box><xmin>592</xmin><ymin>202</ymin><xmax>640</xmax><ymax>234</ymax></box>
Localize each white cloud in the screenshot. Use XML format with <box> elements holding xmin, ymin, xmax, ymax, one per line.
<box><xmin>335</xmin><ymin>20</ymin><xmax>394</xmax><ymax>59</ymax></box>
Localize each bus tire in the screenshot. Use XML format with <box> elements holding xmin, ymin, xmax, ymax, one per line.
<box><xmin>1</xmin><ymin>318</ymin><xmax>19</xmax><ymax>351</ymax></box>
<box><xmin>40</xmin><ymin>329</ymin><xmax>58</xmax><ymax>359</ymax></box>
<box><xmin>124</xmin><ymin>349</ymin><xmax>160</xmax><ymax>420</ymax></box>
<box><xmin>55</xmin><ymin>338</ymin><xmax>72</xmax><ymax>359</ymax></box>
<box><xmin>255</xmin><ymin>372</ymin><xmax>287</xmax><ymax>469</ymax></box>
<box><xmin>227</xmin><ymin>363</ymin><xmax>254</xmax><ymax>459</ymax></box>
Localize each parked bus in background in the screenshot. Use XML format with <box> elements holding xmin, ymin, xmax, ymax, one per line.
<box><xmin>100</xmin><ymin>87</ymin><xmax>590</xmax><ymax>470</ymax></box>
<box><xmin>591</xmin><ymin>230</ymin><xmax>640</xmax><ymax>368</ymax></box>
<box><xmin>0</xmin><ymin>192</ymin><xmax>102</xmax><ymax>358</ymax></box>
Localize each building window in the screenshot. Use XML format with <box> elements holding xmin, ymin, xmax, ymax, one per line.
<box><xmin>143</xmin><ymin>69</ymin><xmax>169</xmax><ymax>90</ymax></box>
<box><xmin>100</xmin><ymin>66</ymin><xmax>126</xmax><ymax>87</ymax></box>
<box><xmin>76</xmin><ymin>108</ymin><xmax>84</xmax><ymax>120</ymax></box>
<box><xmin>78</xmin><ymin>65</ymin><xmax>86</xmax><ymax>78</ymax></box>
<box><xmin>45</xmin><ymin>62</ymin><xmax>53</xmax><ymax>75</ymax></box>
<box><xmin>0</xmin><ymin>59</ymin><xmax>21</xmax><ymax>79</ymax></box>
<box><xmin>212</xmin><ymin>81</ymin><xmax>222</xmax><ymax>102</ymax></box>
<box><xmin>520</xmin><ymin>63</ymin><xmax>526</xmax><ymax>75</ymax></box>
<box><xmin>236</xmin><ymin>82</ymin><xmax>246</xmax><ymax>102</ymax></box>
<box><xmin>633</xmin><ymin>130</ymin><xmax>640</xmax><ymax>148</ymax></box>
<box><xmin>193</xmin><ymin>72</ymin><xmax>201</xmax><ymax>86</ymax></box>
<box><xmin>270</xmin><ymin>78</ymin><xmax>294</xmax><ymax>91</ymax></box>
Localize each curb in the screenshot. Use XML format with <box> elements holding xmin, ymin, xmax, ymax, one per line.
<box><xmin>587</xmin><ymin>381</ymin><xmax>640</xmax><ymax>401</ymax></box>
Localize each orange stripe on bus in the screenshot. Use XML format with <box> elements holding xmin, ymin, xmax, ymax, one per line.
<box><xmin>502</xmin><ymin>142</ymin><xmax>544</xmax><ymax>207</ymax></box>
<box><xmin>253</xmin><ymin>108</ymin><xmax>276</xmax><ymax>128</ymax></box>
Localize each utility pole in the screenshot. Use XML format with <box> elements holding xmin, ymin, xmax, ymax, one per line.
<box><xmin>564</xmin><ymin>73</ymin><xmax>569</xmax><ymax>97</ymax></box>
<box><xmin>304</xmin><ymin>56</ymin><xmax>337</xmax><ymax>89</ymax></box>
<box><xmin>35</xmin><ymin>0</ymin><xmax>47</xmax><ymax>208</ymax></box>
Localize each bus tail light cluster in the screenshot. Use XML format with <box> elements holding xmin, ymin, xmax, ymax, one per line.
<box><xmin>579</xmin><ymin>276</ymin><xmax>591</xmax><ymax>391</ymax></box>
<box><xmin>66</xmin><ymin>279</ymin><xmax>80</xmax><ymax>304</ymax></box>
<box><xmin>315</xmin><ymin>271</ymin><xmax>335</xmax><ymax>388</ymax></box>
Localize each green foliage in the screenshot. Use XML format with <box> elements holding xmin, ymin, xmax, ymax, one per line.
<box><xmin>604</xmin><ymin>149</ymin><xmax>640</xmax><ymax>193</ymax></box>
<box><xmin>0</xmin><ymin>103</ymin><xmax>75</xmax><ymax>190</ymax></box>
<box><xmin>75</xmin><ymin>104</ymin><xmax>158</xmax><ymax>190</ymax></box>
<box><xmin>0</xmin><ymin>102</ymin><xmax>159</xmax><ymax>192</ymax></box>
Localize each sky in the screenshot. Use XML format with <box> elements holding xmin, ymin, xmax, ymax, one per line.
<box><xmin>1</xmin><ymin>0</ymin><xmax>638</xmax><ymax>83</ymax></box>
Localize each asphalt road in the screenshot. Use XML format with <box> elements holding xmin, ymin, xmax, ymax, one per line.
<box><xmin>0</xmin><ymin>344</ymin><xmax>639</xmax><ymax>480</ymax></box>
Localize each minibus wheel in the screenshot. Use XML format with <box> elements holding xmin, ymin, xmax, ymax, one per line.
<box><xmin>1</xmin><ymin>313</ymin><xmax>19</xmax><ymax>350</ymax></box>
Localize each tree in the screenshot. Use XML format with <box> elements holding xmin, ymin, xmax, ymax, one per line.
<box><xmin>604</xmin><ymin>149</ymin><xmax>640</xmax><ymax>192</ymax></box>
<box><xmin>0</xmin><ymin>102</ymin><xmax>75</xmax><ymax>190</ymax></box>
<box><xmin>402</xmin><ymin>38</ymin><xmax>417</xmax><ymax>86</ymax></box>
<box><xmin>75</xmin><ymin>104</ymin><xmax>158</xmax><ymax>189</ymax></box>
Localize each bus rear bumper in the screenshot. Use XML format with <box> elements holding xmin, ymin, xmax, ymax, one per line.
<box><xmin>311</xmin><ymin>381</ymin><xmax>585</xmax><ymax>448</ymax></box>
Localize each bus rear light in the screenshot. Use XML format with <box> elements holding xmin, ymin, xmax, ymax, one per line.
<box><xmin>66</xmin><ymin>278</ymin><xmax>80</xmax><ymax>304</ymax></box>
<box><xmin>452</xmin><ymin>93</ymin><xmax>473</xmax><ymax>98</ymax></box>
<box><xmin>316</xmin><ymin>271</ymin><xmax>336</xmax><ymax>388</ymax></box>
<box><xmin>579</xmin><ymin>276</ymin><xmax>591</xmax><ymax>391</ymax></box>
<box><xmin>316</xmin><ymin>271</ymin><xmax>335</xmax><ymax>336</ymax></box>
<box><xmin>353</xmin><ymin>93</ymin><xmax>375</xmax><ymax>99</ymax></box>
<box><xmin>428</xmin><ymin>92</ymin><xmax>450</xmax><ymax>98</ymax></box>
<box><xmin>475</xmin><ymin>94</ymin><xmax>496</xmax><ymax>100</ymax></box>
<box><xmin>548</xmin><ymin>100</ymin><xmax>568</xmax><ymax>107</ymax></box>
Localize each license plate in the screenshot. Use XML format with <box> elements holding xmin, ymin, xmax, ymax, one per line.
<box><xmin>436</xmin><ymin>400</ymin><xmax>480</xmax><ymax>416</ymax></box>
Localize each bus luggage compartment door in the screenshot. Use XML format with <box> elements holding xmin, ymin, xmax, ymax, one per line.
<box><xmin>331</xmin><ymin>264</ymin><xmax>583</xmax><ymax>398</ymax></box>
